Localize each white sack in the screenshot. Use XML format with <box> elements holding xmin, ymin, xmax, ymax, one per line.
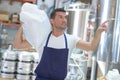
<box><xmin>20</xmin><ymin>3</ymin><xmax>52</xmax><ymax>52</ymax></box>
<box><xmin>106</xmin><ymin>69</ymin><xmax>120</xmax><ymax>80</ymax></box>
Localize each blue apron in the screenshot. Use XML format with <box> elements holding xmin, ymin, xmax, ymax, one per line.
<box><xmin>35</xmin><ymin>32</ymin><xmax>69</xmax><ymax>80</ymax></box>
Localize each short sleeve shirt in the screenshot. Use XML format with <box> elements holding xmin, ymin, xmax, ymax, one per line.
<box><xmin>37</xmin><ymin>33</ymin><xmax>80</xmax><ymax>62</ymax></box>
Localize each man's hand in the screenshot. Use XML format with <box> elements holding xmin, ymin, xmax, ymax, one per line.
<box><xmin>95</xmin><ymin>20</ymin><xmax>109</xmax><ymax>35</ymax></box>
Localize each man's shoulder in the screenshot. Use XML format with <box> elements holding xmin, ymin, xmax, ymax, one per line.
<box><xmin>65</xmin><ymin>33</ymin><xmax>79</xmax><ymax>38</ymax></box>
<box><xmin>65</xmin><ymin>33</ymin><xmax>81</xmax><ymax>43</ymax></box>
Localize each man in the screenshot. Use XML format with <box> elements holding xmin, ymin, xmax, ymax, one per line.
<box><xmin>35</xmin><ymin>9</ymin><xmax>107</xmax><ymax>80</ymax></box>
<box><xmin>34</xmin><ymin>8</ymin><xmax>108</xmax><ymax>80</ymax></box>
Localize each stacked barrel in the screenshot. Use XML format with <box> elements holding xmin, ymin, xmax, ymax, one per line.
<box><xmin>1</xmin><ymin>49</ymin><xmax>18</xmax><ymax>79</ymax></box>
<box><xmin>0</xmin><ymin>50</ymin><xmax>39</xmax><ymax>80</ymax></box>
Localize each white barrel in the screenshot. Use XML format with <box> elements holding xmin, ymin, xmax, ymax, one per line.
<box><xmin>2</xmin><ymin>50</ymin><xmax>18</xmax><ymax>60</ymax></box>
<box><xmin>17</xmin><ymin>62</ymin><xmax>32</xmax><ymax>74</ymax></box>
<box><xmin>16</xmin><ymin>74</ymin><xmax>31</xmax><ymax>80</ymax></box>
<box><xmin>1</xmin><ymin>60</ymin><xmax>17</xmax><ymax>73</ymax></box>
<box><xmin>18</xmin><ymin>51</ymin><xmax>33</xmax><ymax>62</ymax></box>
<box><xmin>32</xmin><ymin>52</ymin><xmax>39</xmax><ymax>74</ymax></box>
<box><xmin>1</xmin><ymin>72</ymin><xmax>15</xmax><ymax>79</ymax></box>
<box><xmin>32</xmin><ymin>62</ymin><xmax>38</xmax><ymax>74</ymax></box>
<box><xmin>32</xmin><ymin>75</ymin><xmax>36</xmax><ymax>80</ymax></box>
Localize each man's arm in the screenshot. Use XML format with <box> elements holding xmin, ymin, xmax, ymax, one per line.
<box><xmin>76</xmin><ymin>20</ymin><xmax>108</xmax><ymax>51</ymax></box>
<box><xmin>13</xmin><ymin>27</ymin><xmax>35</xmax><ymax>52</ymax></box>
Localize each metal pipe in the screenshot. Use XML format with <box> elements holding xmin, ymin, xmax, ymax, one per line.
<box><xmin>112</xmin><ymin>0</ymin><xmax>120</xmax><ymax>64</ymax></box>
<box><xmin>90</xmin><ymin>56</ymin><xmax>98</xmax><ymax>80</ymax></box>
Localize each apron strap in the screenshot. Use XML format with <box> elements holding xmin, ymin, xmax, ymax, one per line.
<box><xmin>45</xmin><ymin>32</ymin><xmax>68</xmax><ymax>49</ymax></box>
<box><xmin>64</xmin><ymin>33</ymin><xmax>68</xmax><ymax>49</ymax></box>
<box><xmin>45</xmin><ymin>31</ymin><xmax>52</xmax><ymax>47</ymax></box>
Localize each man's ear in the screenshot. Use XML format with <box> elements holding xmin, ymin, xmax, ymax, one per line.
<box><xmin>50</xmin><ymin>19</ymin><xmax>54</xmax><ymax>24</ymax></box>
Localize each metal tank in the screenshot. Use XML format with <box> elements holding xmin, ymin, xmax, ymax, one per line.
<box><xmin>90</xmin><ymin>0</ymin><xmax>120</xmax><ymax>79</ymax></box>
<box><xmin>65</xmin><ymin>2</ymin><xmax>91</xmax><ymax>40</ymax></box>
<box><xmin>65</xmin><ymin>2</ymin><xmax>91</xmax><ymax>80</ymax></box>
<box><xmin>64</xmin><ymin>2</ymin><xmax>91</xmax><ymax>80</ymax></box>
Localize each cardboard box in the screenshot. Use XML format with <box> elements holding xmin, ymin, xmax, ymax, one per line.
<box><xmin>0</xmin><ymin>11</ymin><xmax>9</xmax><ymax>22</ymax></box>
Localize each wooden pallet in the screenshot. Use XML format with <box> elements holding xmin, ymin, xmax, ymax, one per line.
<box><xmin>0</xmin><ymin>78</ymin><xmax>16</xmax><ymax>80</ymax></box>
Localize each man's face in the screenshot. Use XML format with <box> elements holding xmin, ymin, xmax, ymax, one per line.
<box><xmin>50</xmin><ymin>12</ymin><xmax>67</xmax><ymax>31</ymax></box>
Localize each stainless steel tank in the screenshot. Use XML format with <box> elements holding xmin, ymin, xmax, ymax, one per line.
<box><xmin>90</xmin><ymin>0</ymin><xmax>120</xmax><ymax>79</ymax></box>
<box><xmin>65</xmin><ymin>2</ymin><xmax>91</xmax><ymax>40</ymax></box>
<box><xmin>64</xmin><ymin>3</ymin><xmax>91</xmax><ymax>80</ymax></box>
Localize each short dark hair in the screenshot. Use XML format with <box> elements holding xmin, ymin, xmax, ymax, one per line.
<box><xmin>50</xmin><ymin>8</ymin><xmax>66</xmax><ymax>19</ymax></box>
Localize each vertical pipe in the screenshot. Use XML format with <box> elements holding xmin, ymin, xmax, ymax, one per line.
<box><xmin>96</xmin><ymin>0</ymin><xmax>114</xmax><ymax>76</ymax></box>
<box><xmin>90</xmin><ymin>56</ymin><xmax>98</xmax><ymax>80</ymax></box>
<box><xmin>112</xmin><ymin>0</ymin><xmax>120</xmax><ymax>64</ymax></box>
<box><xmin>97</xmin><ymin>0</ymin><xmax>113</xmax><ymax>62</ymax></box>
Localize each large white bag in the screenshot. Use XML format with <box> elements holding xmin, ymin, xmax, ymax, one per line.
<box><xmin>20</xmin><ymin>3</ymin><xmax>52</xmax><ymax>52</ymax></box>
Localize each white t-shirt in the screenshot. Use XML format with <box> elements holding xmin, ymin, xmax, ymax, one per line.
<box><xmin>36</xmin><ymin>33</ymin><xmax>80</xmax><ymax>62</ymax></box>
